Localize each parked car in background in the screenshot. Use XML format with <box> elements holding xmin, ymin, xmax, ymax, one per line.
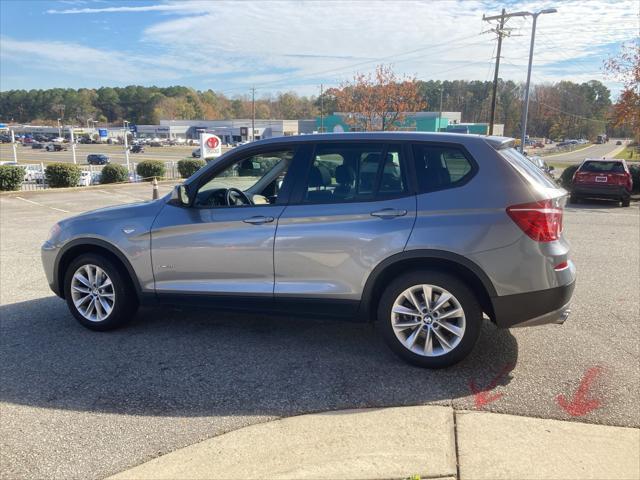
<box><xmin>77</xmin><ymin>170</ymin><xmax>94</xmax><ymax>187</ymax></box>
<box><xmin>527</xmin><ymin>155</ymin><xmax>555</xmax><ymax>176</ymax></box>
<box><xmin>130</xmin><ymin>144</ymin><xmax>145</xmax><ymax>153</ymax></box>
<box><xmin>45</xmin><ymin>143</ymin><xmax>67</xmax><ymax>152</ymax></box>
<box><xmin>86</xmin><ymin>154</ymin><xmax>110</xmax><ymax>165</ymax></box>
<box><xmin>31</xmin><ymin>143</ymin><xmax>45</xmax><ymax>149</ymax></box>
<box><xmin>191</xmin><ymin>148</ymin><xmax>201</xmax><ymax>158</ymax></box>
<box><xmin>42</xmin><ymin>133</ymin><xmax>575</xmax><ymax>369</ymax></box>
<box><xmin>616</xmin><ymin>140</ymin><xmax>623</xmax><ymax>145</ymax></box>
<box><xmin>0</xmin><ymin>135</ymin><xmax>12</xmax><ymax>143</ymax></box>
<box><xmin>571</xmin><ymin>158</ymin><xmax>633</xmax><ymax>207</ymax></box>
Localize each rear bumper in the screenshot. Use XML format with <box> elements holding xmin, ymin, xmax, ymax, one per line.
<box><xmin>491</xmin><ymin>280</ymin><xmax>575</xmax><ymax>328</ymax></box>
<box><xmin>572</xmin><ymin>184</ymin><xmax>630</xmax><ymax>198</ymax></box>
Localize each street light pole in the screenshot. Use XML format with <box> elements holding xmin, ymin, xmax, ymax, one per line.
<box><xmin>57</xmin><ymin>118</ymin><xmax>62</xmax><ymax>138</ymax></box>
<box><xmin>520</xmin><ymin>8</ymin><xmax>557</xmax><ymax>152</ymax></box>
<box><xmin>123</xmin><ymin>120</ymin><xmax>130</xmax><ymax>172</ymax></box>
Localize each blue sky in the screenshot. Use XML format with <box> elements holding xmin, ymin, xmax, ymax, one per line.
<box><xmin>0</xmin><ymin>0</ymin><xmax>637</xmax><ymax>98</ymax></box>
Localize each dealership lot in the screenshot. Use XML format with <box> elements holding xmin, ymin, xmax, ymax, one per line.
<box><xmin>0</xmin><ymin>186</ymin><xmax>638</xmax><ymax>479</ymax></box>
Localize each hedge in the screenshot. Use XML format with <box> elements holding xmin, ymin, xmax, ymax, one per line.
<box><xmin>630</xmin><ymin>164</ymin><xmax>640</xmax><ymax>193</ymax></box>
<box><xmin>136</xmin><ymin>160</ymin><xmax>165</xmax><ymax>181</ymax></box>
<box><xmin>101</xmin><ymin>163</ymin><xmax>129</xmax><ymax>184</ymax></box>
<box><xmin>0</xmin><ymin>165</ymin><xmax>24</xmax><ymax>191</ymax></box>
<box><xmin>45</xmin><ymin>163</ymin><xmax>81</xmax><ymax>188</ymax></box>
<box><xmin>177</xmin><ymin>158</ymin><xmax>206</xmax><ymax>178</ymax></box>
<box><xmin>559</xmin><ymin>164</ymin><xmax>579</xmax><ymax>190</ymax></box>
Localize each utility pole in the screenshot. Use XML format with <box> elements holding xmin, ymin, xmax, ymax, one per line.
<box><xmin>320</xmin><ymin>83</ymin><xmax>324</xmax><ymax>133</ymax></box>
<box><xmin>520</xmin><ymin>8</ymin><xmax>557</xmax><ymax>152</ymax></box>
<box><xmin>484</xmin><ymin>8</ymin><xmax>507</xmax><ymax>135</ymax></box>
<box><xmin>437</xmin><ymin>88</ymin><xmax>444</xmax><ymax>132</ymax></box>
<box><xmin>57</xmin><ymin>118</ymin><xmax>62</xmax><ymax>138</ymax></box>
<box><xmin>251</xmin><ymin>87</ymin><xmax>255</xmax><ymax>142</ymax></box>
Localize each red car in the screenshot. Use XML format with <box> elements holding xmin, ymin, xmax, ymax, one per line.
<box><xmin>571</xmin><ymin>158</ymin><xmax>633</xmax><ymax>207</ymax></box>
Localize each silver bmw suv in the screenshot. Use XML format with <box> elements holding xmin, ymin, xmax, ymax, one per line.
<box><xmin>42</xmin><ymin>133</ymin><xmax>575</xmax><ymax>368</ymax></box>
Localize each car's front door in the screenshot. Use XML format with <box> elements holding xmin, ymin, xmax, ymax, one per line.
<box><xmin>273</xmin><ymin>142</ymin><xmax>416</xmax><ymax>314</ymax></box>
<box><xmin>151</xmin><ymin>147</ymin><xmax>298</xmax><ymax>297</ymax></box>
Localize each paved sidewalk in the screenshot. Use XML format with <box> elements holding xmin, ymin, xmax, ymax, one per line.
<box><xmin>110</xmin><ymin>406</ymin><xmax>640</xmax><ymax>480</ymax></box>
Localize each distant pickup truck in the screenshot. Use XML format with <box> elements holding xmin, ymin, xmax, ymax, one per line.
<box><xmin>45</xmin><ymin>143</ymin><xmax>68</xmax><ymax>152</ymax></box>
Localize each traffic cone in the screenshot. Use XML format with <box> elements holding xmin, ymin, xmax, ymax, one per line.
<box><xmin>152</xmin><ymin>177</ymin><xmax>159</xmax><ymax>200</ymax></box>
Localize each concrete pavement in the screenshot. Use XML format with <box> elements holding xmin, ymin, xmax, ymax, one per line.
<box><xmin>110</xmin><ymin>406</ymin><xmax>640</xmax><ymax>480</ymax></box>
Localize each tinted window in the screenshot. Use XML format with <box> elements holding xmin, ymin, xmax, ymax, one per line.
<box><xmin>412</xmin><ymin>144</ymin><xmax>474</xmax><ymax>192</ymax></box>
<box><xmin>580</xmin><ymin>161</ymin><xmax>625</xmax><ymax>173</ymax></box>
<box><xmin>303</xmin><ymin>143</ymin><xmax>406</xmax><ymax>203</ymax></box>
<box><xmin>498</xmin><ymin>147</ymin><xmax>557</xmax><ymax>189</ymax></box>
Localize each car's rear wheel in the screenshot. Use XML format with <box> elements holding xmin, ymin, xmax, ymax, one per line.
<box><xmin>63</xmin><ymin>253</ymin><xmax>138</xmax><ymax>331</ymax></box>
<box><xmin>377</xmin><ymin>270</ymin><xmax>482</xmax><ymax>368</ymax></box>
<box><xmin>621</xmin><ymin>196</ymin><xmax>631</xmax><ymax>207</ymax></box>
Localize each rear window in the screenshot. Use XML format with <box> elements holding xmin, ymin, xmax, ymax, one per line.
<box><xmin>498</xmin><ymin>148</ymin><xmax>558</xmax><ymax>189</ymax></box>
<box><xmin>580</xmin><ymin>161</ymin><xmax>625</xmax><ymax>173</ymax></box>
<box><xmin>411</xmin><ymin>144</ymin><xmax>474</xmax><ymax>193</ymax></box>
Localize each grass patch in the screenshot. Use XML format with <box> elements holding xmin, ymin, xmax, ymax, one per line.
<box><xmin>615</xmin><ymin>145</ymin><xmax>639</xmax><ymax>161</ymax></box>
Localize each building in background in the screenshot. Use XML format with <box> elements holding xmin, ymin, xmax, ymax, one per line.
<box><xmin>316</xmin><ymin>112</ymin><xmax>503</xmax><ymax>136</ymax></box>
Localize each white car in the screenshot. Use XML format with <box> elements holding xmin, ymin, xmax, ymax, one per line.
<box><xmin>23</xmin><ymin>164</ymin><xmax>44</xmax><ymax>182</ymax></box>
<box><xmin>77</xmin><ymin>170</ymin><xmax>94</xmax><ymax>187</ymax></box>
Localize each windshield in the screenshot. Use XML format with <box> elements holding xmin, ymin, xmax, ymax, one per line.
<box><xmin>498</xmin><ymin>148</ymin><xmax>558</xmax><ymax>189</ymax></box>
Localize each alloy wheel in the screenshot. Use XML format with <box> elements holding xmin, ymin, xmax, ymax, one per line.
<box><xmin>70</xmin><ymin>264</ymin><xmax>116</xmax><ymax>322</ymax></box>
<box><xmin>391</xmin><ymin>284</ymin><xmax>466</xmax><ymax>357</ymax></box>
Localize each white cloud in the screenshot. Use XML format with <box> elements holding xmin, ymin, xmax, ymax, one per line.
<box><xmin>7</xmin><ymin>0</ymin><xmax>638</xmax><ymax>94</ymax></box>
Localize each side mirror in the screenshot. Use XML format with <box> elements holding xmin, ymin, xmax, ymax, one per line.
<box><xmin>171</xmin><ymin>184</ymin><xmax>191</xmax><ymax>206</ymax></box>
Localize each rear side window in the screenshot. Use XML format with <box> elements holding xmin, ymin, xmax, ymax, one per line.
<box><xmin>498</xmin><ymin>148</ymin><xmax>557</xmax><ymax>189</ymax></box>
<box><xmin>580</xmin><ymin>161</ymin><xmax>625</xmax><ymax>173</ymax></box>
<box><xmin>303</xmin><ymin>143</ymin><xmax>407</xmax><ymax>203</ymax></box>
<box><xmin>412</xmin><ymin>144</ymin><xmax>474</xmax><ymax>193</ymax></box>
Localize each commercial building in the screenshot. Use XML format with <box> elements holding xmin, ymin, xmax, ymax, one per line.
<box><xmin>317</xmin><ymin>112</ymin><xmax>503</xmax><ymax>136</ymax></box>
<box><xmin>154</xmin><ymin>119</ymin><xmax>316</xmax><ymax>143</ymax></box>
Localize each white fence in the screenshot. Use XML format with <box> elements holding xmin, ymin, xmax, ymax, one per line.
<box><xmin>18</xmin><ymin>161</ymin><xmax>182</xmax><ymax>191</ymax></box>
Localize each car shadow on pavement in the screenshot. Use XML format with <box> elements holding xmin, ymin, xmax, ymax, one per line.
<box><xmin>0</xmin><ymin>296</ymin><xmax>518</xmax><ymax>417</ymax></box>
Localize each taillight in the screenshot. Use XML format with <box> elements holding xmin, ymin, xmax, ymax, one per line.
<box><xmin>507</xmin><ymin>199</ymin><xmax>563</xmax><ymax>242</ymax></box>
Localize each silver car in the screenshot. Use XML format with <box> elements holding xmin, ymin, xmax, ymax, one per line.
<box><xmin>42</xmin><ymin>133</ymin><xmax>575</xmax><ymax>368</ymax></box>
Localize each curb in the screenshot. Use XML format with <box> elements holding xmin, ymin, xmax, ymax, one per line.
<box><xmin>108</xmin><ymin>406</ymin><xmax>640</xmax><ymax>480</ymax></box>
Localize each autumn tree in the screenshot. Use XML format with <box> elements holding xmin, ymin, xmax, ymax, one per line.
<box><xmin>605</xmin><ymin>42</ymin><xmax>640</xmax><ymax>142</ymax></box>
<box><xmin>326</xmin><ymin>65</ymin><xmax>426</xmax><ymax>131</ymax></box>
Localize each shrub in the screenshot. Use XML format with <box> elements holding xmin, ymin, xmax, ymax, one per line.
<box><xmin>0</xmin><ymin>165</ymin><xmax>25</xmax><ymax>191</ymax></box>
<box><xmin>100</xmin><ymin>163</ymin><xmax>129</xmax><ymax>184</ymax></box>
<box><xmin>177</xmin><ymin>158</ymin><xmax>205</xmax><ymax>178</ymax></box>
<box><xmin>136</xmin><ymin>160</ymin><xmax>165</xmax><ymax>181</ymax></box>
<box><xmin>45</xmin><ymin>163</ymin><xmax>81</xmax><ymax>188</ymax></box>
<box><xmin>559</xmin><ymin>164</ymin><xmax>579</xmax><ymax>190</ymax></box>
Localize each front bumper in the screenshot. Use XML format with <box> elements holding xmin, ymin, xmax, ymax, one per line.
<box><xmin>491</xmin><ymin>280</ymin><xmax>575</xmax><ymax>328</ymax></box>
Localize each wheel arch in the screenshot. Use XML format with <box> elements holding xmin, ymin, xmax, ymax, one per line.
<box><xmin>54</xmin><ymin>239</ymin><xmax>142</xmax><ymax>300</ymax></box>
<box><xmin>359</xmin><ymin>249</ymin><xmax>497</xmax><ymax>322</ymax></box>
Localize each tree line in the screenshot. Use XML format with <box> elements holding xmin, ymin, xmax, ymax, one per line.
<box><xmin>0</xmin><ymin>74</ymin><xmax>631</xmax><ymax>141</ymax></box>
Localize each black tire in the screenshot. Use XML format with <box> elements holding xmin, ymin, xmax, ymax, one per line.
<box><xmin>63</xmin><ymin>253</ymin><xmax>138</xmax><ymax>331</ymax></box>
<box><xmin>621</xmin><ymin>196</ymin><xmax>631</xmax><ymax>207</ymax></box>
<box><xmin>377</xmin><ymin>270</ymin><xmax>482</xmax><ymax>369</ymax></box>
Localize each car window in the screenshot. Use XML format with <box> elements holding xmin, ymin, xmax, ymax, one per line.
<box><xmin>580</xmin><ymin>161</ymin><xmax>625</xmax><ymax>173</ymax></box>
<box><xmin>303</xmin><ymin>143</ymin><xmax>406</xmax><ymax>203</ymax></box>
<box><xmin>412</xmin><ymin>144</ymin><xmax>474</xmax><ymax>192</ymax></box>
<box><xmin>194</xmin><ymin>149</ymin><xmax>294</xmax><ymax>208</ymax></box>
<box><xmin>498</xmin><ymin>147</ymin><xmax>557</xmax><ymax>189</ymax></box>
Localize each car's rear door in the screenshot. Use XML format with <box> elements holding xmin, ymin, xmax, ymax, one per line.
<box><xmin>273</xmin><ymin>141</ymin><xmax>416</xmax><ymax>316</ymax></box>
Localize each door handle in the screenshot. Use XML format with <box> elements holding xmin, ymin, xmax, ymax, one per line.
<box><xmin>370</xmin><ymin>208</ymin><xmax>408</xmax><ymax>219</ymax></box>
<box><xmin>243</xmin><ymin>216</ymin><xmax>275</xmax><ymax>225</ymax></box>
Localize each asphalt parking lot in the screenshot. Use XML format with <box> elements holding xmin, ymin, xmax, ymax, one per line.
<box><xmin>1</xmin><ymin>185</ymin><xmax>638</xmax><ymax>479</ymax></box>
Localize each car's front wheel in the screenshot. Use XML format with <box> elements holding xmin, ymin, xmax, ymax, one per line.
<box><xmin>63</xmin><ymin>253</ymin><xmax>138</xmax><ymax>331</ymax></box>
<box><xmin>377</xmin><ymin>270</ymin><xmax>482</xmax><ymax>368</ymax></box>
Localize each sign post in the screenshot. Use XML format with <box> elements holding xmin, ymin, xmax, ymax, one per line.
<box><xmin>69</xmin><ymin>127</ymin><xmax>77</xmax><ymax>164</ymax></box>
<box><xmin>10</xmin><ymin>129</ymin><xmax>17</xmax><ymax>163</ymax></box>
<box><xmin>199</xmin><ymin>133</ymin><xmax>222</xmax><ymax>161</ymax></box>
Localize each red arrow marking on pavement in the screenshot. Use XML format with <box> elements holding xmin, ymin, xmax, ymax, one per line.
<box><xmin>556</xmin><ymin>367</ymin><xmax>603</xmax><ymax>417</ymax></box>
<box><xmin>468</xmin><ymin>363</ymin><xmax>515</xmax><ymax>408</ymax></box>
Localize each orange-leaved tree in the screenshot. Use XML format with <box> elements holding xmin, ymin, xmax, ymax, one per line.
<box><xmin>326</xmin><ymin>65</ymin><xmax>426</xmax><ymax>131</ymax></box>
<box><xmin>604</xmin><ymin>42</ymin><xmax>639</xmax><ymax>142</ymax></box>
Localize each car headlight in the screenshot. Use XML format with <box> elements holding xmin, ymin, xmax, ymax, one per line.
<box><xmin>48</xmin><ymin>223</ymin><xmax>61</xmax><ymax>241</ymax></box>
